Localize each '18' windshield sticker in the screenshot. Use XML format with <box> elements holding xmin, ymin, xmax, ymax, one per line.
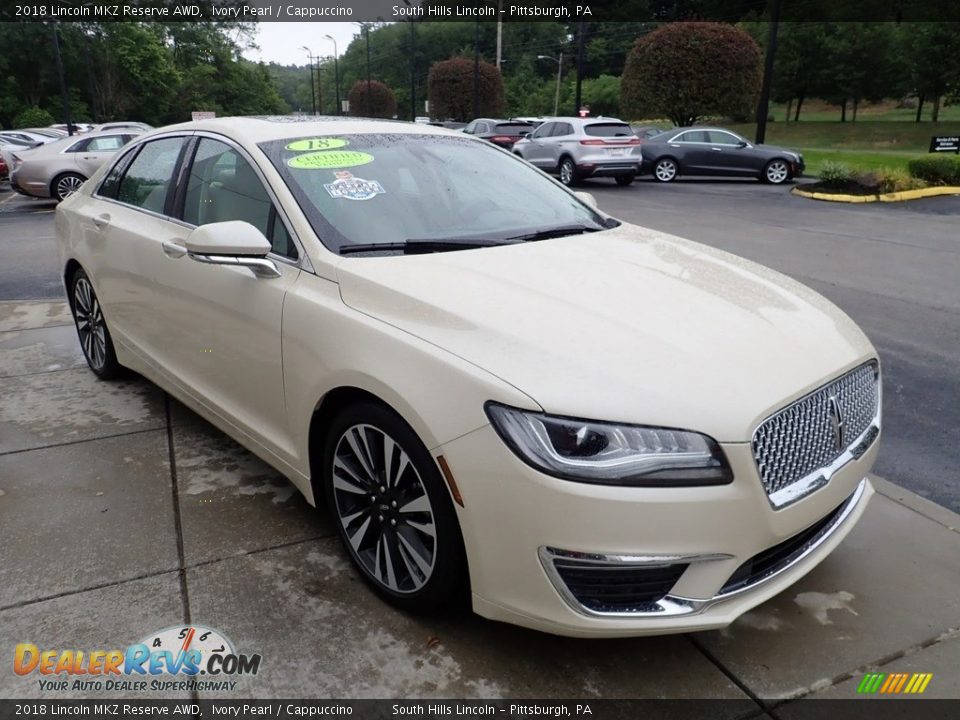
<box><xmin>285</xmin><ymin>137</ymin><xmax>349</xmax><ymax>152</ymax></box>
<box><xmin>324</xmin><ymin>171</ymin><xmax>385</xmax><ymax>201</ymax></box>
<box><xmin>287</xmin><ymin>150</ymin><xmax>374</xmax><ymax>170</ymax></box>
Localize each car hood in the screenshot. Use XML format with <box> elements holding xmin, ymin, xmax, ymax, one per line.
<box><xmin>336</xmin><ymin>225</ymin><xmax>874</xmax><ymax>442</ymax></box>
<box><xmin>756</xmin><ymin>143</ymin><xmax>803</xmax><ymax>159</ymax></box>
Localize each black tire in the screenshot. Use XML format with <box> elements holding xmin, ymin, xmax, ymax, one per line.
<box><xmin>70</xmin><ymin>268</ymin><xmax>122</xmax><ymax>380</ymax></box>
<box><xmin>558</xmin><ymin>157</ymin><xmax>579</xmax><ymax>186</ymax></box>
<box><xmin>323</xmin><ymin>401</ymin><xmax>466</xmax><ymax>613</ymax></box>
<box><xmin>653</xmin><ymin>158</ymin><xmax>678</xmax><ymax>183</ymax></box>
<box><xmin>762</xmin><ymin>158</ymin><xmax>791</xmax><ymax>185</ymax></box>
<box><xmin>615</xmin><ymin>174</ymin><xmax>636</xmax><ymax>187</ymax></box>
<box><xmin>52</xmin><ymin>172</ymin><xmax>86</xmax><ymax>202</ymax></box>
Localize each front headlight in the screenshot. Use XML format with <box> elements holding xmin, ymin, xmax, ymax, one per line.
<box><xmin>485</xmin><ymin>403</ymin><xmax>732</xmax><ymax>487</ymax></box>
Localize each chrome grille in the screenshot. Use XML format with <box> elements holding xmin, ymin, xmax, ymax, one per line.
<box><xmin>753</xmin><ymin>362</ymin><xmax>879</xmax><ymax>505</ymax></box>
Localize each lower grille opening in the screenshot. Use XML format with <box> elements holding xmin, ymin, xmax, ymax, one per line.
<box><xmin>719</xmin><ymin>496</ymin><xmax>851</xmax><ymax>596</ymax></box>
<box><xmin>553</xmin><ymin>560</ymin><xmax>689</xmax><ymax>613</ymax></box>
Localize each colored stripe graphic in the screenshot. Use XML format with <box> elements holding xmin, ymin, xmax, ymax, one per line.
<box><xmin>856</xmin><ymin>672</ymin><xmax>932</xmax><ymax>694</ymax></box>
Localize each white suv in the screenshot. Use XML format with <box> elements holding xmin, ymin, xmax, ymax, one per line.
<box><xmin>512</xmin><ymin>117</ymin><xmax>641</xmax><ymax>186</ymax></box>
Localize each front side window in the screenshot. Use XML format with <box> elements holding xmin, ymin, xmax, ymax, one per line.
<box><xmin>116</xmin><ymin>137</ymin><xmax>185</xmax><ymax>213</ymax></box>
<box><xmin>259</xmin><ymin>133</ymin><xmax>607</xmax><ymax>255</ymax></box>
<box><xmin>531</xmin><ymin>122</ymin><xmax>554</xmax><ymax>139</ymax></box>
<box><xmin>182</xmin><ymin>138</ymin><xmax>296</xmax><ymax>259</ymax></box>
<box><xmin>708</xmin><ymin>131</ymin><xmax>743</xmax><ymax>146</ymax></box>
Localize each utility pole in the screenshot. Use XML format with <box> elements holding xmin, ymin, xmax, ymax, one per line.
<box><xmin>301</xmin><ymin>47</ymin><xmax>316</xmax><ymax>114</ymax></box>
<box><xmin>473</xmin><ymin>19</ymin><xmax>480</xmax><ymax>119</ymax></box>
<box><xmin>755</xmin><ymin>0</ymin><xmax>781</xmax><ymax>144</ymax></box>
<box><xmin>574</xmin><ymin>21</ymin><xmax>585</xmax><ymax>116</ymax></box>
<box><xmin>51</xmin><ymin>22</ymin><xmax>74</xmax><ymax>135</ymax></box>
<box><xmin>410</xmin><ymin>20</ymin><xmax>417</xmax><ymax>120</ymax></box>
<box><xmin>496</xmin><ymin>0</ymin><xmax>502</xmax><ymax>68</ymax></box>
<box><xmin>365</xmin><ymin>25</ymin><xmax>372</xmax><ymax>116</ymax></box>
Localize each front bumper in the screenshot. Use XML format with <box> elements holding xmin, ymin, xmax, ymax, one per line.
<box><xmin>439</xmin><ymin>424</ymin><xmax>878</xmax><ymax>637</ymax></box>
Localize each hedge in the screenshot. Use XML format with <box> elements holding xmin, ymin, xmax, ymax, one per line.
<box><xmin>907</xmin><ymin>155</ymin><xmax>960</xmax><ymax>186</ymax></box>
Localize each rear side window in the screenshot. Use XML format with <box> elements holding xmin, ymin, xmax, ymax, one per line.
<box><xmin>552</xmin><ymin>123</ymin><xmax>574</xmax><ymax>136</ymax></box>
<box><xmin>495</xmin><ymin>123</ymin><xmax>532</xmax><ymax>135</ymax></box>
<box><xmin>116</xmin><ymin>137</ymin><xmax>185</xmax><ymax>214</ymax></box>
<box><xmin>584</xmin><ymin>123</ymin><xmax>633</xmax><ymax>137</ymax></box>
<box><xmin>86</xmin><ymin>135</ymin><xmax>127</xmax><ymax>152</ymax></box>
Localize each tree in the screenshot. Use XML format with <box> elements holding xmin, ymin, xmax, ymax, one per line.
<box><xmin>12</xmin><ymin>106</ymin><xmax>55</xmax><ymax>128</ymax></box>
<box><xmin>903</xmin><ymin>23</ymin><xmax>960</xmax><ymax>122</ymax></box>
<box><xmin>580</xmin><ymin>75</ymin><xmax>621</xmax><ymax>117</ymax></box>
<box><xmin>427</xmin><ymin>57</ymin><xmax>503</xmax><ymax>121</ymax></box>
<box><xmin>347</xmin><ymin>80</ymin><xmax>397</xmax><ymax>118</ymax></box>
<box><xmin>620</xmin><ymin>22</ymin><xmax>762</xmax><ymax>125</ymax></box>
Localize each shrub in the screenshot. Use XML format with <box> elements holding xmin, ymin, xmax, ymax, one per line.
<box><xmin>621</xmin><ymin>23</ymin><xmax>762</xmax><ymax>126</ymax></box>
<box><xmin>818</xmin><ymin>161</ymin><xmax>854</xmax><ymax>186</ymax></box>
<box><xmin>12</xmin><ymin>106</ymin><xmax>55</xmax><ymax>128</ymax></box>
<box><xmin>874</xmin><ymin>167</ymin><xmax>926</xmax><ymax>194</ymax></box>
<box><xmin>428</xmin><ymin>57</ymin><xmax>504</xmax><ymax>121</ymax></box>
<box><xmin>347</xmin><ymin>80</ymin><xmax>397</xmax><ymax>119</ymax></box>
<box><xmin>907</xmin><ymin>155</ymin><xmax>960</xmax><ymax>186</ymax></box>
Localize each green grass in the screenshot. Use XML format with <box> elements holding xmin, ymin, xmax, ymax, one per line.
<box><xmin>798</xmin><ymin>149</ymin><xmax>914</xmax><ymax>177</ymax></box>
<box><xmin>767</xmin><ymin>100</ymin><xmax>960</xmax><ymax>123</ymax></box>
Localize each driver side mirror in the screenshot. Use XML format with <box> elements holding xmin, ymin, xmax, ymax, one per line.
<box><xmin>184</xmin><ymin>221</ymin><xmax>280</xmax><ymax>279</ymax></box>
<box><xmin>574</xmin><ymin>191</ymin><xmax>598</xmax><ymax>209</ymax></box>
<box><xmin>736</xmin><ymin>140</ymin><xmax>748</xmax><ymax>148</ymax></box>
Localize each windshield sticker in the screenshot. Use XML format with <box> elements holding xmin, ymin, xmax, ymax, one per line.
<box><xmin>324</xmin><ymin>171</ymin><xmax>385</xmax><ymax>201</ymax></box>
<box><xmin>287</xmin><ymin>150</ymin><xmax>374</xmax><ymax>170</ymax></box>
<box><xmin>285</xmin><ymin>137</ymin><xmax>349</xmax><ymax>152</ymax></box>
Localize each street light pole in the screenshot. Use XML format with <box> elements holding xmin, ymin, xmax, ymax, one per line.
<box><xmin>365</xmin><ymin>25</ymin><xmax>371</xmax><ymax>116</ymax></box>
<box><xmin>575</xmin><ymin>22</ymin><xmax>585</xmax><ymax>116</ymax></box>
<box><xmin>301</xmin><ymin>46</ymin><xmax>316</xmax><ymax>115</ymax></box>
<box><xmin>323</xmin><ymin>34</ymin><xmax>340</xmax><ymax>116</ymax></box>
<box><xmin>473</xmin><ymin>19</ymin><xmax>480</xmax><ymax>119</ymax></box>
<box><xmin>755</xmin><ymin>0</ymin><xmax>781</xmax><ymax>144</ymax></box>
<box><xmin>51</xmin><ymin>22</ymin><xmax>74</xmax><ymax>135</ymax></box>
<box><xmin>538</xmin><ymin>54</ymin><xmax>563</xmax><ymax>116</ymax></box>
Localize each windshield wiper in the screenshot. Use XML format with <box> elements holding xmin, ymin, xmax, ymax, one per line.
<box><xmin>506</xmin><ymin>224</ymin><xmax>605</xmax><ymax>243</ymax></box>
<box><xmin>339</xmin><ymin>237</ymin><xmax>515</xmax><ymax>256</ymax></box>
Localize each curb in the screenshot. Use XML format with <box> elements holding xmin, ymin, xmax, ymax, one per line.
<box><xmin>792</xmin><ymin>185</ymin><xmax>960</xmax><ymax>203</ymax></box>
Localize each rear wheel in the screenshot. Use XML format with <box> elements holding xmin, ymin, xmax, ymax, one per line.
<box><xmin>763</xmin><ymin>159</ymin><xmax>791</xmax><ymax>184</ymax></box>
<box><xmin>52</xmin><ymin>172</ymin><xmax>86</xmax><ymax>202</ymax></box>
<box><xmin>323</xmin><ymin>402</ymin><xmax>465</xmax><ymax>612</ymax></box>
<box><xmin>70</xmin><ymin>268</ymin><xmax>121</xmax><ymax>379</ymax></box>
<box><xmin>653</xmin><ymin>158</ymin><xmax>678</xmax><ymax>182</ymax></box>
<box><xmin>558</xmin><ymin>157</ymin><xmax>579</xmax><ymax>187</ymax></box>
<box><xmin>615</xmin><ymin>174</ymin><xmax>635</xmax><ymax>187</ymax></box>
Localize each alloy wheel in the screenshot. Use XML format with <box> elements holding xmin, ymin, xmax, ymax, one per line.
<box><xmin>331</xmin><ymin>424</ymin><xmax>437</xmax><ymax>594</ymax></box>
<box><xmin>56</xmin><ymin>174</ymin><xmax>84</xmax><ymax>201</ymax></box>
<box><xmin>73</xmin><ymin>276</ymin><xmax>107</xmax><ymax>371</ymax></box>
<box><xmin>559</xmin><ymin>159</ymin><xmax>575</xmax><ymax>186</ymax></box>
<box><xmin>655</xmin><ymin>159</ymin><xmax>677</xmax><ymax>182</ymax></box>
<box><xmin>766</xmin><ymin>160</ymin><xmax>789</xmax><ymax>184</ymax></box>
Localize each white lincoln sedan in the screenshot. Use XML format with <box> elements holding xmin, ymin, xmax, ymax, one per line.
<box><xmin>55</xmin><ymin>117</ymin><xmax>881</xmax><ymax>637</ymax></box>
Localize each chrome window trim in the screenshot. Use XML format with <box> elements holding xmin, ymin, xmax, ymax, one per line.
<box><xmin>91</xmin><ymin>130</ymin><xmax>313</xmax><ymax>274</ymax></box>
<box><xmin>539</xmin><ymin>478</ymin><xmax>867</xmax><ymax>619</ymax></box>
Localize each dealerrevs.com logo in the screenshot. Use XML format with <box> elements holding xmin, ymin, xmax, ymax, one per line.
<box><xmin>14</xmin><ymin>625</ymin><xmax>262</xmax><ymax>693</ymax></box>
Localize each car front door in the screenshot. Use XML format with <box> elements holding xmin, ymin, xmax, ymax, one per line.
<box><xmin>705</xmin><ymin>130</ymin><xmax>755</xmax><ymax>175</ymax></box>
<box><xmin>545</xmin><ymin>122</ymin><xmax>574</xmax><ymax>169</ymax></box>
<box><xmin>149</xmin><ymin>135</ymin><xmax>302</xmax><ymax>459</ymax></box>
<box><xmin>522</xmin><ymin>122</ymin><xmax>555</xmax><ymax>166</ymax></box>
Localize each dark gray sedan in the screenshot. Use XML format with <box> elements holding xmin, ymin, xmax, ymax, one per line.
<box><xmin>640</xmin><ymin>127</ymin><xmax>804</xmax><ymax>184</ymax></box>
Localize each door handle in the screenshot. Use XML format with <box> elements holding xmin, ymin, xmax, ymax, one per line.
<box><xmin>162</xmin><ymin>240</ymin><xmax>187</xmax><ymax>258</ymax></box>
<box><xmin>711</xmin><ymin>147</ymin><xmax>723</xmax><ymax>152</ymax></box>
<box><xmin>92</xmin><ymin>213</ymin><xmax>110</xmax><ymax>230</ymax></box>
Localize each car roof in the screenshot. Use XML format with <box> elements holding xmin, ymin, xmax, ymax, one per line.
<box><xmin>153</xmin><ymin>116</ymin><xmax>461</xmax><ymax>145</ymax></box>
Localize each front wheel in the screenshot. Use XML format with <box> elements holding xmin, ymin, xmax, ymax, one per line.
<box><xmin>558</xmin><ymin>157</ymin><xmax>579</xmax><ymax>186</ymax></box>
<box><xmin>615</xmin><ymin>174</ymin><xmax>635</xmax><ymax>187</ymax></box>
<box><xmin>653</xmin><ymin>158</ymin><xmax>678</xmax><ymax>182</ymax></box>
<box><xmin>323</xmin><ymin>402</ymin><xmax>465</xmax><ymax>612</ymax></box>
<box><xmin>70</xmin><ymin>268</ymin><xmax>122</xmax><ymax>379</ymax></box>
<box><xmin>763</xmin><ymin>159</ymin><xmax>791</xmax><ymax>184</ymax></box>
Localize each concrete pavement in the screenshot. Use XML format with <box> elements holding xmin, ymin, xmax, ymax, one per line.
<box><xmin>1</xmin><ymin>300</ymin><xmax>958</xmax><ymax>708</ymax></box>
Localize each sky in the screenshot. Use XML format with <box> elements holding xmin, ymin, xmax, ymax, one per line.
<box><xmin>241</xmin><ymin>23</ymin><xmax>364</xmax><ymax>66</ymax></box>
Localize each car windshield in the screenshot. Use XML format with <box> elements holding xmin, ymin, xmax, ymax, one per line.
<box><xmin>258</xmin><ymin>133</ymin><xmax>608</xmax><ymax>254</ymax></box>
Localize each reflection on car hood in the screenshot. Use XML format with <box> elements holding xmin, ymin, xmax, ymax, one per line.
<box><xmin>336</xmin><ymin>225</ymin><xmax>874</xmax><ymax>442</ymax></box>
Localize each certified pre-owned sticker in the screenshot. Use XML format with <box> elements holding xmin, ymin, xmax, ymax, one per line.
<box><xmin>324</xmin><ymin>171</ymin><xmax>385</xmax><ymax>201</ymax></box>
<box><xmin>287</xmin><ymin>150</ymin><xmax>374</xmax><ymax>170</ymax></box>
<box><xmin>285</xmin><ymin>137</ymin><xmax>349</xmax><ymax>152</ymax></box>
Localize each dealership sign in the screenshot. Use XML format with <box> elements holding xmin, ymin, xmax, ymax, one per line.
<box><xmin>929</xmin><ymin>136</ymin><xmax>960</xmax><ymax>153</ymax></box>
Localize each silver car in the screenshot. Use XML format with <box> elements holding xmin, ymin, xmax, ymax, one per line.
<box><xmin>10</xmin><ymin>130</ymin><xmax>140</xmax><ymax>201</ymax></box>
<box><xmin>512</xmin><ymin>117</ymin><xmax>641</xmax><ymax>187</ymax></box>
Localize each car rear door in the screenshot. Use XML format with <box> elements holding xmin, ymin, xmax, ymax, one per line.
<box><xmin>672</xmin><ymin>130</ymin><xmax>713</xmax><ymax>173</ymax></box>
<box><xmin>74</xmin><ymin>134</ymin><xmax>132</xmax><ymax>177</ymax></box>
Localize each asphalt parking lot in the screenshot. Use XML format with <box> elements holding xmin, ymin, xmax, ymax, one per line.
<box><xmin>1</xmin><ymin>179</ymin><xmax>959</xmax><ymax>707</ymax></box>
